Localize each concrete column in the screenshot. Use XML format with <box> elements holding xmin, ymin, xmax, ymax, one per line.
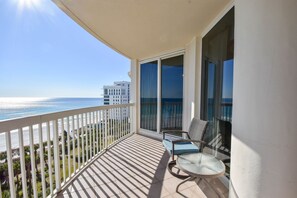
<box><xmin>231</xmin><ymin>0</ymin><xmax>297</xmax><ymax>197</ymax></box>
<box><xmin>130</xmin><ymin>59</ymin><xmax>139</xmax><ymax>133</ymax></box>
<box><xmin>183</xmin><ymin>37</ymin><xmax>202</xmax><ymax>130</ymax></box>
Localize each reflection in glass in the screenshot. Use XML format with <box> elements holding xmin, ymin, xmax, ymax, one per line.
<box><xmin>140</xmin><ymin>61</ymin><xmax>158</xmax><ymax>131</ymax></box>
<box><xmin>161</xmin><ymin>55</ymin><xmax>183</xmax><ymax>130</ymax></box>
<box><xmin>221</xmin><ymin>59</ymin><xmax>233</xmax><ymax>122</ymax></box>
<box><xmin>207</xmin><ymin>62</ymin><xmax>216</xmax><ymax>122</ymax></box>
<box><xmin>201</xmin><ymin>8</ymin><xmax>234</xmax><ymax>177</ymax></box>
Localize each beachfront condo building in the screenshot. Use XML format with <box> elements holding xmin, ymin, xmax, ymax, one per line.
<box><xmin>103</xmin><ymin>81</ymin><xmax>130</xmax><ymax>106</ymax></box>
<box><xmin>103</xmin><ymin>81</ymin><xmax>130</xmax><ymax>119</ymax></box>
<box><xmin>0</xmin><ymin>0</ymin><xmax>296</xmax><ymax>197</ymax></box>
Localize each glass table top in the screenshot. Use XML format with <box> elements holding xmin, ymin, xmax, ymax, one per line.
<box><xmin>176</xmin><ymin>153</ymin><xmax>225</xmax><ymax>178</ymax></box>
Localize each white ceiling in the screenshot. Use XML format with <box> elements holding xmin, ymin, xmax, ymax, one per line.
<box><xmin>53</xmin><ymin>0</ymin><xmax>231</xmax><ymax>60</ymax></box>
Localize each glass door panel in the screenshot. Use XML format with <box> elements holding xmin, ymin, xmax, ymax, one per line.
<box><xmin>140</xmin><ymin>61</ymin><xmax>158</xmax><ymax>131</ymax></box>
<box><xmin>201</xmin><ymin>8</ymin><xmax>234</xmax><ymax>172</ymax></box>
<box><xmin>161</xmin><ymin>55</ymin><xmax>183</xmax><ymax>131</ymax></box>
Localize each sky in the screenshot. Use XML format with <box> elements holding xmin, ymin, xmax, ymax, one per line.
<box><xmin>0</xmin><ymin>0</ymin><xmax>130</xmax><ymax>98</ymax></box>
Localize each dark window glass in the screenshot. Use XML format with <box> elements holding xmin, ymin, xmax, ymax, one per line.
<box><xmin>140</xmin><ymin>61</ymin><xmax>158</xmax><ymax>131</ymax></box>
<box><xmin>161</xmin><ymin>55</ymin><xmax>183</xmax><ymax>130</ymax></box>
<box><xmin>201</xmin><ymin>7</ymin><xmax>234</xmax><ymax>177</ymax></box>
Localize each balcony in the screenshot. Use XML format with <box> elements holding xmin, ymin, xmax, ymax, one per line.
<box><xmin>57</xmin><ymin>134</ymin><xmax>228</xmax><ymax>198</ymax></box>
<box><xmin>0</xmin><ymin>104</ymin><xmax>134</xmax><ymax>197</ymax></box>
<box><xmin>0</xmin><ymin>104</ymin><xmax>228</xmax><ymax>198</ymax></box>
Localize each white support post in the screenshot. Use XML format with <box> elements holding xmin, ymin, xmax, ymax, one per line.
<box><xmin>104</xmin><ymin>110</ymin><xmax>108</xmax><ymax>148</ymax></box>
<box><xmin>71</xmin><ymin>116</ymin><xmax>76</xmax><ymax>172</ymax></box>
<box><xmin>53</xmin><ymin>120</ymin><xmax>61</xmax><ymax>191</ymax></box>
<box><xmin>98</xmin><ymin>111</ymin><xmax>102</xmax><ymax>152</ymax></box>
<box><xmin>88</xmin><ymin>112</ymin><xmax>92</xmax><ymax>160</ymax></box>
<box><xmin>81</xmin><ymin>114</ymin><xmax>85</xmax><ymax>165</ymax></box>
<box><xmin>6</xmin><ymin>131</ymin><xmax>16</xmax><ymax>198</ymax></box>
<box><xmin>110</xmin><ymin>109</ymin><xmax>113</xmax><ymax>142</ymax></box>
<box><xmin>46</xmin><ymin>122</ymin><xmax>53</xmax><ymax>194</ymax></box>
<box><xmin>130</xmin><ymin>59</ymin><xmax>139</xmax><ymax>134</ymax></box>
<box><xmin>18</xmin><ymin>128</ymin><xmax>28</xmax><ymax>198</ymax></box>
<box><xmin>61</xmin><ymin>118</ymin><xmax>66</xmax><ymax>182</ymax></box>
<box><xmin>92</xmin><ymin>112</ymin><xmax>96</xmax><ymax>157</ymax></box>
<box><xmin>85</xmin><ymin>113</ymin><xmax>89</xmax><ymax>161</ymax></box>
<box><xmin>76</xmin><ymin>115</ymin><xmax>81</xmax><ymax>168</ymax></box>
<box><xmin>38</xmin><ymin>124</ymin><xmax>46</xmax><ymax>198</ymax></box>
<box><xmin>29</xmin><ymin>125</ymin><xmax>38</xmax><ymax>198</ymax></box>
<box><xmin>95</xmin><ymin>111</ymin><xmax>99</xmax><ymax>154</ymax></box>
<box><xmin>66</xmin><ymin>117</ymin><xmax>71</xmax><ymax>177</ymax></box>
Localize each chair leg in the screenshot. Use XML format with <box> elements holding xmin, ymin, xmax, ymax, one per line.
<box><xmin>167</xmin><ymin>160</ymin><xmax>189</xmax><ymax>179</ymax></box>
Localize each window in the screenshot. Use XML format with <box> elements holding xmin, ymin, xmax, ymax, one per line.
<box><xmin>201</xmin><ymin>7</ymin><xmax>234</xmax><ymax>176</ymax></box>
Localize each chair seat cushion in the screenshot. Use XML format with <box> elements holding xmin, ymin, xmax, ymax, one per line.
<box><xmin>162</xmin><ymin>139</ymin><xmax>199</xmax><ymax>155</ymax></box>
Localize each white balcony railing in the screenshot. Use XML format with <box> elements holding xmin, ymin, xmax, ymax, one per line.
<box><xmin>0</xmin><ymin>103</ymin><xmax>135</xmax><ymax>198</ymax></box>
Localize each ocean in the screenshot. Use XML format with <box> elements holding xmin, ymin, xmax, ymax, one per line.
<box><xmin>0</xmin><ymin>97</ymin><xmax>103</xmax><ymax>121</ymax></box>
<box><xmin>0</xmin><ymin>97</ymin><xmax>103</xmax><ymax>152</ymax></box>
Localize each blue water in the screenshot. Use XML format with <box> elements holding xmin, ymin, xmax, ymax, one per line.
<box><xmin>0</xmin><ymin>97</ymin><xmax>103</xmax><ymax>121</ymax></box>
<box><xmin>0</xmin><ymin>98</ymin><xmax>103</xmax><ymax>152</ymax></box>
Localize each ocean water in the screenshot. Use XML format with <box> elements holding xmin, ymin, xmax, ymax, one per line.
<box><xmin>0</xmin><ymin>97</ymin><xmax>103</xmax><ymax>121</ymax></box>
<box><xmin>0</xmin><ymin>98</ymin><xmax>103</xmax><ymax>152</ymax></box>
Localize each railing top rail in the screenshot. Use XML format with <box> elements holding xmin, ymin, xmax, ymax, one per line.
<box><xmin>0</xmin><ymin>103</ymin><xmax>134</xmax><ymax>133</ymax></box>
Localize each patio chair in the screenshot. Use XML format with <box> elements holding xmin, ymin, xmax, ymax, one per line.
<box><xmin>162</xmin><ymin>118</ymin><xmax>208</xmax><ymax>178</ymax></box>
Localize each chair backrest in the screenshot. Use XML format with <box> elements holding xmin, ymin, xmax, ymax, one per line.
<box><xmin>188</xmin><ymin>118</ymin><xmax>208</xmax><ymax>142</ymax></box>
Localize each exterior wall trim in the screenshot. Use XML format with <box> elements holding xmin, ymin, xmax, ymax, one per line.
<box><xmin>139</xmin><ymin>48</ymin><xmax>185</xmax><ymax>64</ymax></box>
<box><xmin>201</xmin><ymin>0</ymin><xmax>235</xmax><ymax>38</ymax></box>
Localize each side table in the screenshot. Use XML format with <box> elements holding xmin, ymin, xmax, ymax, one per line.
<box><xmin>176</xmin><ymin>153</ymin><xmax>225</xmax><ymax>197</ymax></box>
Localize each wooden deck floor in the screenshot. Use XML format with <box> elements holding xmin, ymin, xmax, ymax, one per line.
<box><xmin>57</xmin><ymin>134</ymin><xmax>228</xmax><ymax>198</ymax></box>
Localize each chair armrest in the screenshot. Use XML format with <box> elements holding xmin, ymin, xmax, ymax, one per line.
<box><xmin>172</xmin><ymin>139</ymin><xmax>207</xmax><ymax>145</ymax></box>
<box><xmin>162</xmin><ymin>130</ymin><xmax>189</xmax><ymax>140</ymax></box>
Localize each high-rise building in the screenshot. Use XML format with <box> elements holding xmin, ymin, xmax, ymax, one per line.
<box><xmin>103</xmin><ymin>81</ymin><xmax>130</xmax><ymax>119</ymax></box>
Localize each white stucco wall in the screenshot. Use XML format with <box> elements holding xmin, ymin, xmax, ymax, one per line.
<box><xmin>183</xmin><ymin>38</ymin><xmax>198</xmax><ymax>130</ymax></box>
<box><xmin>231</xmin><ymin>0</ymin><xmax>297</xmax><ymax>197</ymax></box>
<box><xmin>130</xmin><ymin>59</ymin><xmax>139</xmax><ymax>133</ymax></box>
<box><xmin>183</xmin><ymin>37</ymin><xmax>203</xmax><ymax>131</ymax></box>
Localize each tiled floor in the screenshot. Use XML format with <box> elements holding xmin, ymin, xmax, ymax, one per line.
<box><xmin>57</xmin><ymin>134</ymin><xmax>228</xmax><ymax>198</ymax></box>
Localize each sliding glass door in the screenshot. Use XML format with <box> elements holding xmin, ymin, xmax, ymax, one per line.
<box><xmin>140</xmin><ymin>61</ymin><xmax>158</xmax><ymax>131</ymax></box>
<box><xmin>201</xmin><ymin>8</ymin><xmax>234</xmax><ymax>161</ymax></box>
<box><xmin>140</xmin><ymin>55</ymin><xmax>183</xmax><ymax>133</ymax></box>
<box><xmin>161</xmin><ymin>55</ymin><xmax>183</xmax><ymax>131</ymax></box>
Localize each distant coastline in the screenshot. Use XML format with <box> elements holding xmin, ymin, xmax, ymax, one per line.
<box><xmin>0</xmin><ymin>97</ymin><xmax>103</xmax><ymax>121</ymax></box>
<box><xmin>0</xmin><ymin>97</ymin><xmax>104</xmax><ymax>152</ymax></box>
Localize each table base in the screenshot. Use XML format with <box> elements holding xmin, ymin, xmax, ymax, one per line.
<box><xmin>167</xmin><ymin>160</ymin><xmax>190</xmax><ymax>179</ymax></box>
